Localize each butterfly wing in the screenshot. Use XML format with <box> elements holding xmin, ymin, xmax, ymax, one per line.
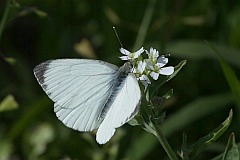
<box><xmin>33</xmin><ymin>59</ymin><xmax>118</xmax><ymax>131</ymax></box>
<box><xmin>96</xmin><ymin>73</ymin><xmax>141</xmax><ymax>144</ymax></box>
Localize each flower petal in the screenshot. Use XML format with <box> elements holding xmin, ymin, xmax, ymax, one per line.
<box><xmin>150</xmin><ymin>72</ymin><xmax>159</xmax><ymax>80</ymax></box>
<box><xmin>146</xmin><ymin>59</ymin><xmax>154</xmax><ymax>70</ymax></box>
<box><xmin>134</xmin><ymin>47</ymin><xmax>144</xmax><ymax>58</ymax></box>
<box><xmin>152</xmin><ymin>48</ymin><xmax>159</xmax><ymax>59</ymax></box>
<box><xmin>159</xmin><ymin>66</ymin><xmax>174</xmax><ymax>75</ymax></box>
<box><xmin>147</xmin><ymin>47</ymin><xmax>159</xmax><ymax>60</ymax></box>
<box><xmin>138</xmin><ymin>61</ymin><xmax>146</xmax><ymax>73</ymax></box>
<box><xmin>119</xmin><ymin>48</ymin><xmax>130</xmax><ymax>55</ymax></box>
<box><xmin>139</xmin><ymin>75</ymin><xmax>151</xmax><ymax>84</ymax></box>
<box><xmin>119</xmin><ymin>56</ymin><xmax>129</xmax><ymax>60</ymax></box>
<box><xmin>157</xmin><ymin>56</ymin><xmax>168</xmax><ymax>67</ymax></box>
<box><xmin>139</xmin><ymin>75</ymin><xmax>151</xmax><ymax>91</ymax></box>
<box><xmin>145</xmin><ymin>49</ymin><xmax>150</xmax><ymax>56</ymax></box>
<box><xmin>150</xmin><ymin>47</ymin><xmax>153</xmax><ymax>54</ymax></box>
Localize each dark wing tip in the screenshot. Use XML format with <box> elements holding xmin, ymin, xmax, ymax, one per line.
<box><xmin>33</xmin><ymin>60</ymin><xmax>53</xmax><ymax>85</ymax></box>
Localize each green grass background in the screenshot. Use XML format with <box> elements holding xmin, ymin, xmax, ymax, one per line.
<box><xmin>0</xmin><ymin>0</ymin><xmax>240</xmax><ymax>159</ymax></box>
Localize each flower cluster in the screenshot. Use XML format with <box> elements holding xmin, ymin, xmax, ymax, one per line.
<box><xmin>120</xmin><ymin>47</ymin><xmax>174</xmax><ymax>89</ymax></box>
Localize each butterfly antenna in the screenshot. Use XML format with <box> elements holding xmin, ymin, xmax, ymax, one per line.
<box><xmin>113</xmin><ymin>27</ymin><xmax>133</xmax><ymax>65</ymax></box>
<box><xmin>164</xmin><ymin>52</ymin><xmax>171</xmax><ymax>57</ymax></box>
<box><xmin>113</xmin><ymin>27</ymin><xmax>124</xmax><ymax>49</ymax></box>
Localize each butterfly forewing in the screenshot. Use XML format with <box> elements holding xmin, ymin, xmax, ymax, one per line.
<box><xmin>33</xmin><ymin>59</ymin><xmax>119</xmax><ymax>131</ymax></box>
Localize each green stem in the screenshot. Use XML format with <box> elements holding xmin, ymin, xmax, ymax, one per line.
<box><xmin>152</xmin><ymin>122</ymin><xmax>178</xmax><ymax>160</ymax></box>
<box><xmin>0</xmin><ymin>0</ymin><xmax>12</xmax><ymax>41</ymax></box>
<box><xmin>142</xmin><ymin>93</ymin><xmax>178</xmax><ymax>160</ymax></box>
<box><xmin>133</xmin><ymin>0</ymin><xmax>156</xmax><ymax>50</ymax></box>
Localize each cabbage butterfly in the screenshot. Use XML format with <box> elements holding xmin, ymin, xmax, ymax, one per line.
<box><xmin>33</xmin><ymin>59</ymin><xmax>141</xmax><ymax>144</ymax></box>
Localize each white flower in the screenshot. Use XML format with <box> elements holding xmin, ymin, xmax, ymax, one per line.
<box><xmin>133</xmin><ymin>60</ymin><xmax>146</xmax><ymax>74</ymax></box>
<box><xmin>145</xmin><ymin>59</ymin><xmax>154</xmax><ymax>70</ymax></box>
<box><xmin>146</xmin><ymin>47</ymin><xmax>159</xmax><ymax>61</ymax></box>
<box><xmin>147</xmin><ymin>55</ymin><xmax>174</xmax><ymax>80</ymax></box>
<box><xmin>133</xmin><ymin>60</ymin><xmax>151</xmax><ymax>89</ymax></box>
<box><xmin>156</xmin><ymin>55</ymin><xmax>168</xmax><ymax>68</ymax></box>
<box><xmin>139</xmin><ymin>74</ymin><xmax>151</xmax><ymax>90</ymax></box>
<box><xmin>119</xmin><ymin>47</ymin><xmax>144</xmax><ymax>60</ymax></box>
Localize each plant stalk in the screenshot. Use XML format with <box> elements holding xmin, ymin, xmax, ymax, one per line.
<box><xmin>152</xmin><ymin>122</ymin><xmax>178</xmax><ymax>160</ymax></box>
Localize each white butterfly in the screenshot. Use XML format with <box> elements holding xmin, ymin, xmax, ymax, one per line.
<box><xmin>33</xmin><ymin>59</ymin><xmax>141</xmax><ymax>144</ymax></box>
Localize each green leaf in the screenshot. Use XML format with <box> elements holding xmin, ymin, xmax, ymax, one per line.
<box><xmin>5</xmin><ymin>57</ymin><xmax>16</xmax><ymax>65</ymax></box>
<box><xmin>166</xmin><ymin>40</ymin><xmax>240</xmax><ymax>69</ymax></box>
<box><xmin>222</xmin><ymin>133</ymin><xmax>239</xmax><ymax>160</ymax></box>
<box><xmin>0</xmin><ymin>53</ymin><xmax>17</xmax><ymax>65</ymax></box>
<box><xmin>163</xmin><ymin>89</ymin><xmax>173</xmax><ymax>100</ymax></box>
<box><xmin>0</xmin><ymin>95</ymin><xmax>18</xmax><ymax>112</ymax></box>
<box><xmin>124</xmin><ymin>93</ymin><xmax>234</xmax><ymax>160</ymax></box>
<box><xmin>128</xmin><ymin>115</ymin><xmax>143</xmax><ymax>126</ymax></box>
<box><xmin>34</xmin><ymin>9</ymin><xmax>48</xmax><ymax>18</ymax></box>
<box><xmin>178</xmin><ymin>133</ymin><xmax>189</xmax><ymax>160</ymax></box>
<box><xmin>167</xmin><ymin>60</ymin><xmax>187</xmax><ymax>81</ymax></box>
<box><xmin>161</xmin><ymin>93</ymin><xmax>233</xmax><ymax>137</ymax></box>
<box><xmin>190</xmin><ymin>110</ymin><xmax>233</xmax><ymax>159</ymax></box>
<box><xmin>129</xmin><ymin>114</ymin><xmax>157</xmax><ymax>136</ymax></box>
<box><xmin>207</xmin><ymin>42</ymin><xmax>240</xmax><ymax>107</ymax></box>
<box><xmin>15</xmin><ymin>7</ymin><xmax>48</xmax><ymax>18</ymax></box>
<box><xmin>142</xmin><ymin>121</ymin><xmax>157</xmax><ymax>136</ymax></box>
<box><xmin>151</xmin><ymin>60</ymin><xmax>186</xmax><ymax>97</ymax></box>
<box><xmin>151</xmin><ymin>112</ymin><xmax>166</xmax><ymax>125</ymax></box>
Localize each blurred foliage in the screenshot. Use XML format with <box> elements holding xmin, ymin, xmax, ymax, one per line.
<box><xmin>188</xmin><ymin>110</ymin><xmax>232</xmax><ymax>159</ymax></box>
<box><xmin>222</xmin><ymin>133</ymin><xmax>239</xmax><ymax>160</ymax></box>
<box><xmin>0</xmin><ymin>0</ymin><xmax>240</xmax><ymax>159</ymax></box>
<box><xmin>0</xmin><ymin>94</ymin><xmax>18</xmax><ymax>112</ymax></box>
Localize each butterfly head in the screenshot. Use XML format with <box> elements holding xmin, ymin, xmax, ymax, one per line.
<box><xmin>117</xmin><ymin>62</ymin><xmax>133</xmax><ymax>79</ymax></box>
<box><xmin>122</xmin><ymin>62</ymin><xmax>133</xmax><ymax>73</ymax></box>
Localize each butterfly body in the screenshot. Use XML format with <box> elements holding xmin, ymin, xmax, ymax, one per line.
<box><xmin>99</xmin><ymin>62</ymin><xmax>133</xmax><ymax>120</ymax></box>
